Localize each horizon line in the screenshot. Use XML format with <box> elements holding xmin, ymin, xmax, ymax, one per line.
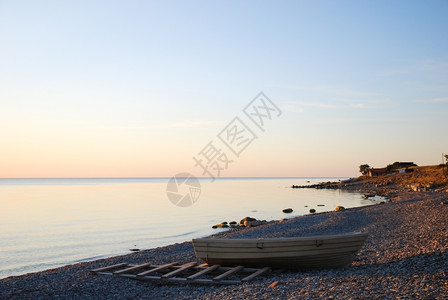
<box><xmin>0</xmin><ymin>176</ymin><xmax>353</xmax><ymax>180</ymax></box>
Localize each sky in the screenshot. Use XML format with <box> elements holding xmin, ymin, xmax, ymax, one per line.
<box><xmin>0</xmin><ymin>0</ymin><xmax>447</xmax><ymax>178</ymax></box>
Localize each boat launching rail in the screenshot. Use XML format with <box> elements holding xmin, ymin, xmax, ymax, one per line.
<box><xmin>90</xmin><ymin>261</ymin><xmax>271</xmax><ymax>285</ymax></box>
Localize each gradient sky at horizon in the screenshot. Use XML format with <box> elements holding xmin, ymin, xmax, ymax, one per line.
<box><xmin>1</xmin><ymin>0</ymin><xmax>447</xmax><ymax>178</ymax></box>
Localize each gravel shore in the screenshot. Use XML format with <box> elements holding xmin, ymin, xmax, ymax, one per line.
<box><xmin>1</xmin><ymin>189</ymin><xmax>447</xmax><ymax>299</ymax></box>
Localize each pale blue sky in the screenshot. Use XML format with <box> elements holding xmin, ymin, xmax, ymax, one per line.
<box><xmin>1</xmin><ymin>1</ymin><xmax>447</xmax><ymax>177</ymax></box>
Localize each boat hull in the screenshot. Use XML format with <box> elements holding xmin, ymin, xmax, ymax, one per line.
<box><xmin>192</xmin><ymin>232</ymin><xmax>368</xmax><ymax>270</ymax></box>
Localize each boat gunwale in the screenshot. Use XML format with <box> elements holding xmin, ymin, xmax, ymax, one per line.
<box><xmin>192</xmin><ymin>232</ymin><xmax>368</xmax><ymax>245</ymax></box>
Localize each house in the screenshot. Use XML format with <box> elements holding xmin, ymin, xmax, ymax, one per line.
<box><xmin>367</xmin><ymin>167</ymin><xmax>387</xmax><ymax>177</ymax></box>
<box><xmin>395</xmin><ymin>168</ymin><xmax>414</xmax><ymax>174</ymax></box>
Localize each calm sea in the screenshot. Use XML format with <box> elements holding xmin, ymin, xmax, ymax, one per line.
<box><xmin>0</xmin><ymin>177</ymin><xmax>378</xmax><ymax>279</ymax></box>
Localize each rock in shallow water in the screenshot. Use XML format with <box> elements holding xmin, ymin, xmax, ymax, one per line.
<box><xmin>239</xmin><ymin>216</ymin><xmax>257</xmax><ymax>226</ymax></box>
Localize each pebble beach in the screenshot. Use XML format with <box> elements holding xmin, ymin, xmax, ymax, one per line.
<box><xmin>1</xmin><ymin>180</ymin><xmax>447</xmax><ymax>299</ymax></box>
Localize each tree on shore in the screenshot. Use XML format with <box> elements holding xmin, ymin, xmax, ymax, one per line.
<box><xmin>359</xmin><ymin>164</ymin><xmax>370</xmax><ymax>175</ymax></box>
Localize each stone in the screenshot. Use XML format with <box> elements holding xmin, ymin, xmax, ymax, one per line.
<box><xmin>244</xmin><ymin>220</ymin><xmax>262</xmax><ymax>227</ymax></box>
<box><xmin>309</xmin><ymin>209</ymin><xmax>316</xmax><ymax>213</ymax></box>
<box><xmin>363</xmin><ymin>193</ymin><xmax>376</xmax><ymax>199</ymax></box>
<box><xmin>335</xmin><ymin>206</ymin><xmax>345</xmax><ymax>211</ymax></box>
<box><xmin>239</xmin><ymin>216</ymin><xmax>256</xmax><ymax>226</ymax></box>
<box><xmin>282</xmin><ymin>208</ymin><xmax>293</xmax><ymax>213</ymax></box>
<box><xmin>212</xmin><ymin>223</ymin><xmax>230</xmax><ymax>228</ymax></box>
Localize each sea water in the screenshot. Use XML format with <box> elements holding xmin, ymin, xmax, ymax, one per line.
<box><xmin>0</xmin><ymin>177</ymin><xmax>378</xmax><ymax>279</ymax></box>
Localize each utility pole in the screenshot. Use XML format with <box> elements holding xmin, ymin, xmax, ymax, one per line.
<box><xmin>443</xmin><ymin>153</ymin><xmax>447</xmax><ymax>178</ymax></box>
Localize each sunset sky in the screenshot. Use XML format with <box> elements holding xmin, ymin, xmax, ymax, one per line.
<box><xmin>1</xmin><ymin>1</ymin><xmax>447</xmax><ymax>178</ymax></box>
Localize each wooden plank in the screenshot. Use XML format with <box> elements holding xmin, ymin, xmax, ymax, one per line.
<box><xmin>119</xmin><ymin>274</ymin><xmax>138</xmax><ymax>279</ymax></box>
<box><xmin>213</xmin><ymin>266</ymin><xmax>261</xmax><ymax>272</ymax></box>
<box><xmin>241</xmin><ymin>267</ymin><xmax>271</xmax><ymax>282</ymax></box>
<box><xmin>198</xmin><ymin>263</ymin><xmax>209</xmax><ymax>267</ymax></box>
<box><xmin>192</xmin><ymin>234</ymin><xmax>368</xmax><ymax>254</ymax></box>
<box><xmin>187</xmin><ymin>264</ymin><xmax>220</xmax><ymax>280</ymax></box>
<box><xmin>193</xmin><ymin>239</ymin><xmax>367</xmax><ymax>250</ymax></box>
<box><xmin>193</xmin><ymin>232</ymin><xmax>368</xmax><ymax>246</ymax></box>
<box><xmin>213</xmin><ymin>265</ymin><xmax>244</xmax><ymax>281</ymax></box>
<box><xmin>90</xmin><ymin>263</ymin><xmax>127</xmax><ymax>274</ymax></box>
<box><xmin>194</xmin><ymin>244</ymin><xmax>364</xmax><ymax>259</ymax></box>
<box><xmin>171</xmin><ymin>277</ymin><xmax>241</xmax><ymax>285</ymax></box>
<box><xmin>199</xmin><ymin>250</ymin><xmax>359</xmax><ymax>269</ymax></box>
<box><xmin>162</xmin><ymin>262</ymin><xmax>197</xmax><ymax>278</ymax></box>
<box><xmin>136</xmin><ymin>262</ymin><xmax>179</xmax><ymax>277</ymax></box>
<box><xmin>114</xmin><ymin>262</ymin><xmax>151</xmax><ymax>275</ymax></box>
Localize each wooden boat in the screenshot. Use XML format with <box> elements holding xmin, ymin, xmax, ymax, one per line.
<box><xmin>192</xmin><ymin>232</ymin><xmax>368</xmax><ymax>270</ymax></box>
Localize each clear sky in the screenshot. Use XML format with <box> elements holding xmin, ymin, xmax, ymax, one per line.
<box><xmin>1</xmin><ymin>0</ymin><xmax>447</xmax><ymax>178</ymax></box>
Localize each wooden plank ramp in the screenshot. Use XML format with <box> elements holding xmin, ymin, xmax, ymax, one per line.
<box><xmin>90</xmin><ymin>261</ymin><xmax>271</xmax><ymax>285</ymax></box>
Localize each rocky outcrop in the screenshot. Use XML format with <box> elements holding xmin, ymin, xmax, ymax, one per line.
<box><xmin>407</xmin><ymin>183</ymin><xmax>437</xmax><ymax>192</ymax></box>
